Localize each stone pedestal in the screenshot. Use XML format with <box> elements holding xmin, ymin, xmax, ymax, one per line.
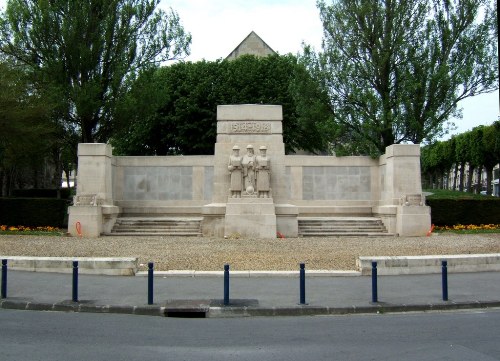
<box><xmin>224</xmin><ymin>198</ymin><xmax>277</xmax><ymax>238</ymax></box>
<box><xmin>396</xmin><ymin>205</ymin><xmax>431</xmax><ymax>236</ymax></box>
<box><xmin>68</xmin><ymin>143</ymin><xmax>118</xmax><ymax>237</ymax></box>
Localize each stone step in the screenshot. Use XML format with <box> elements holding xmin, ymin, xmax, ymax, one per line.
<box><xmin>109</xmin><ymin>217</ymin><xmax>202</xmax><ymax>237</ymax></box>
<box><xmin>298</xmin><ymin>217</ymin><xmax>389</xmax><ymax>237</ymax></box>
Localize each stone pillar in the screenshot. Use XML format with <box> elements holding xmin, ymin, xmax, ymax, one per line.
<box><xmin>202</xmin><ymin>104</ymin><xmax>298</xmax><ymax>238</ymax></box>
<box><xmin>68</xmin><ymin>143</ymin><xmax>119</xmax><ymax>237</ymax></box>
<box><xmin>377</xmin><ymin>144</ymin><xmax>431</xmax><ymax>236</ymax></box>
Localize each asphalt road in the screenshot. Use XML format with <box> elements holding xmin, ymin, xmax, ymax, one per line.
<box><xmin>1</xmin><ymin>309</ymin><xmax>499</xmax><ymax>361</ymax></box>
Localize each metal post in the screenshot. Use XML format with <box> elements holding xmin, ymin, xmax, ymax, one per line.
<box><xmin>1</xmin><ymin>259</ymin><xmax>7</xmax><ymax>299</ymax></box>
<box><xmin>299</xmin><ymin>263</ymin><xmax>306</xmax><ymax>305</ymax></box>
<box><xmin>72</xmin><ymin>261</ymin><xmax>78</xmax><ymax>302</ymax></box>
<box><xmin>148</xmin><ymin>262</ymin><xmax>154</xmax><ymax>305</ymax></box>
<box><xmin>442</xmin><ymin>260</ymin><xmax>448</xmax><ymax>301</ymax></box>
<box><xmin>224</xmin><ymin>264</ymin><xmax>230</xmax><ymax>306</ymax></box>
<box><xmin>371</xmin><ymin>261</ymin><xmax>378</xmax><ymax>303</ymax></box>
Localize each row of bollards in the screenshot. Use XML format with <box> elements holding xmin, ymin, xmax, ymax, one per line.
<box><xmin>370</xmin><ymin>260</ymin><xmax>449</xmax><ymax>303</ymax></box>
<box><xmin>0</xmin><ymin>259</ymin><xmax>451</xmax><ymax>305</ymax></box>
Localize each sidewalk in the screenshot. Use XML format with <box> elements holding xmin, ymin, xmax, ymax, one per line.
<box><xmin>1</xmin><ymin>270</ymin><xmax>500</xmax><ymax>317</ymax></box>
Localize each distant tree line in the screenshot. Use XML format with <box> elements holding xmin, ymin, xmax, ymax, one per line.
<box><xmin>421</xmin><ymin>122</ymin><xmax>500</xmax><ymax>195</ymax></box>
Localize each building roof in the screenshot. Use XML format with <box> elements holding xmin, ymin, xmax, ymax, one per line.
<box><xmin>226</xmin><ymin>31</ymin><xmax>276</xmax><ymax>60</ymax></box>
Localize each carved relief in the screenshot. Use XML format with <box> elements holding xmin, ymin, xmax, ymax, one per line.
<box><xmin>73</xmin><ymin>194</ymin><xmax>102</xmax><ymax>206</ymax></box>
<box><xmin>228</xmin><ymin>146</ymin><xmax>243</xmax><ymax>198</ymax></box>
<box><xmin>256</xmin><ymin>146</ymin><xmax>271</xmax><ymax>198</ymax></box>
<box><xmin>230</xmin><ymin>122</ymin><xmax>271</xmax><ymax>134</ymax></box>
<box><xmin>229</xmin><ymin>145</ymin><xmax>272</xmax><ymax>198</ymax></box>
<box><xmin>242</xmin><ymin>145</ymin><xmax>257</xmax><ymax>196</ymax></box>
<box><xmin>400</xmin><ymin>194</ymin><xmax>424</xmax><ymax>206</ymax></box>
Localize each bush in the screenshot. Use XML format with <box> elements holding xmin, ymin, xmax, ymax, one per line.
<box><xmin>12</xmin><ymin>188</ymin><xmax>72</xmax><ymax>199</ymax></box>
<box><xmin>0</xmin><ymin>198</ymin><xmax>69</xmax><ymax>228</ymax></box>
<box><xmin>426</xmin><ymin>198</ymin><xmax>500</xmax><ymax>226</ymax></box>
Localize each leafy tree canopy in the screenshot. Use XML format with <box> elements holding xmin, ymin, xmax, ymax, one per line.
<box><xmin>304</xmin><ymin>0</ymin><xmax>498</xmax><ymax>156</ymax></box>
<box><xmin>111</xmin><ymin>54</ymin><xmax>336</xmax><ymax>155</ymax></box>
<box><xmin>0</xmin><ymin>0</ymin><xmax>191</xmax><ymax>143</ymax></box>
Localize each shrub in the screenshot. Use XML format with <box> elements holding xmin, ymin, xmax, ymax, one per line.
<box><xmin>426</xmin><ymin>198</ymin><xmax>500</xmax><ymax>226</ymax></box>
<box><xmin>0</xmin><ymin>198</ymin><xmax>69</xmax><ymax>228</ymax></box>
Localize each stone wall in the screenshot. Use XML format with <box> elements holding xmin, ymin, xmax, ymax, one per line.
<box><xmin>68</xmin><ymin>105</ymin><xmax>430</xmax><ymax>238</ymax></box>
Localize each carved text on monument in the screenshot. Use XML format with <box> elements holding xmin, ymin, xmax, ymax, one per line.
<box><xmin>231</xmin><ymin>122</ymin><xmax>271</xmax><ymax>134</ymax></box>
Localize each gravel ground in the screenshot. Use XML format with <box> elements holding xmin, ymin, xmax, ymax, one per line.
<box><xmin>1</xmin><ymin>233</ymin><xmax>500</xmax><ymax>272</ymax></box>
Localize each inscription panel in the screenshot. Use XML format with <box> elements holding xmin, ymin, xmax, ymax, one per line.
<box><xmin>302</xmin><ymin>166</ymin><xmax>371</xmax><ymax>200</ymax></box>
<box><xmin>230</xmin><ymin>122</ymin><xmax>271</xmax><ymax>134</ymax></box>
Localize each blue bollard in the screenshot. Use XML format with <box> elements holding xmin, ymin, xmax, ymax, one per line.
<box><xmin>72</xmin><ymin>261</ymin><xmax>78</xmax><ymax>302</ymax></box>
<box><xmin>371</xmin><ymin>261</ymin><xmax>378</xmax><ymax>303</ymax></box>
<box><xmin>442</xmin><ymin>260</ymin><xmax>448</xmax><ymax>301</ymax></box>
<box><xmin>1</xmin><ymin>259</ymin><xmax>7</xmax><ymax>299</ymax></box>
<box><xmin>148</xmin><ymin>262</ymin><xmax>154</xmax><ymax>305</ymax></box>
<box><xmin>224</xmin><ymin>264</ymin><xmax>230</xmax><ymax>306</ymax></box>
<box><xmin>299</xmin><ymin>263</ymin><xmax>306</xmax><ymax>305</ymax></box>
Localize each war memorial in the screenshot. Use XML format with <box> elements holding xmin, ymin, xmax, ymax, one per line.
<box><xmin>68</xmin><ymin>104</ymin><xmax>431</xmax><ymax>238</ymax></box>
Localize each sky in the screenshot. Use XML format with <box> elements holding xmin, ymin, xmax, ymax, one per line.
<box><xmin>1</xmin><ymin>0</ymin><xmax>498</xmax><ymax>138</ymax></box>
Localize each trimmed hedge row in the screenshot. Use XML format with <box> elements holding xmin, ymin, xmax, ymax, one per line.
<box><xmin>0</xmin><ymin>198</ymin><xmax>69</xmax><ymax>228</ymax></box>
<box><xmin>13</xmin><ymin>188</ymin><xmax>72</xmax><ymax>199</ymax></box>
<box><xmin>426</xmin><ymin>198</ymin><xmax>500</xmax><ymax>226</ymax></box>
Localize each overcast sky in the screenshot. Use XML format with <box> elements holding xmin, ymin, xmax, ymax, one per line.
<box><xmin>1</xmin><ymin>0</ymin><xmax>498</xmax><ymax>139</ymax></box>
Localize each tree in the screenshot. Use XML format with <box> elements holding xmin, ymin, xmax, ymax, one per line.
<box><xmin>0</xmin><ymin>59</ymin><xmax>56</xmax><ymax>195</ymax></box>
<box><xmin>112</xmin><ymin>54</ymin><xmax>335</xmax><ymax>155</ymax></box>
<box><xmin>0</xmin><ymin>0</ymin><xmax>191</xmax><ymax>143</ymax></box>
<box><xmin>478</xmin><ymin>123</ymin><xmax>500</xmax><ymax>195</ymax></box>
<box><xmin>305</xmin><ymin>0</ymin><xmax>498</xmax><ymax>155</ymax></box>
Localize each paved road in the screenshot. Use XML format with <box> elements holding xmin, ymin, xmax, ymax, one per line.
<box><xmin>1</xmin><ymin>308</ymin><xmax>499</xmax><ymax>361</ymax></box>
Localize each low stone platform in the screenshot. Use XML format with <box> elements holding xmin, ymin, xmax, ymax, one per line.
<box><xmin>0</xmin><ymin>256</ymin><xmax>138</xmax><ymax>276</ymax></box>
<box><xmin>357</xmin><ymin>254</ymin><xmax>500</xmax><ymax>275</ymax></box>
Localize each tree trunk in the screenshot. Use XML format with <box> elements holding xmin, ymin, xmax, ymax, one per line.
<box><xmin>452</xmin><ymin>163</ymin><xmax>458</xmax><ymax>190</ymax></box>
<box><xmin>459</xmin><ymin>162</ymin><xmax>465</xmax><ymax>191</ymax></box>
<box><xmin>485</xmin><ymin>166</ymin><xmax>494</xmax><ymax>196</ymax></box>
<box><xmin>476</xmin><ymin>165</ymin><xmax>483</xmax><ymax>194</ymax></box>
<box><xmin>466</xmin><ymin>165</ymin><xmax>475</xmax><ymax>193</ymax></box>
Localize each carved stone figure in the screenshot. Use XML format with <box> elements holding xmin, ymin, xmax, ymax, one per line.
<box><xmin>256</xmin><ymin>146</ymin><xmax>271</xmax><ymax>198</ymax></box>
<box><xmin>242</xmin><ymin>144</ymin><xmax>257</xmax><ymax>195</ymax></box>
<box><xmin>228</xmin><ymin>145</ymin><xmax>243</xmax><ymax>198</ymax></box>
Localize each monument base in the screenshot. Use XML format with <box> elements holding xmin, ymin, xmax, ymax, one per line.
<box><xmin>224</xmin><ymin>198</ymin><xmax>277</xmax><ymax>238</ymax></box>
<box><xmin>396</xmin><ymin>205</ymin><xmax>431</xmax><ymax>236</ymax></box>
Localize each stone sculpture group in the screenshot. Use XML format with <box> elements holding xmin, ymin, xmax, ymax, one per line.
<box><xmin>228</xmin><ymin>145</ymin><xmax>271</xmax><ymax>198</ymax></box>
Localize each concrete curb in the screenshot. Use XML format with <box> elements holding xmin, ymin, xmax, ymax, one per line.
<box><xmin>357</xmin><ymin>254</ymin><xmax>500</xmax><ymax>275</ymax></box>
<box><xmin>0</xmin><ymin>256</ymin><xmax>138</xmax><ymax>276</ymax></box>
<box><xmin>135</xmin><ymin>270</ymin><xmax>362</xmax><ymax>277</ymax></box>
<box><xmin>2</xmin><ymin>298</ymin><xmax>500</xmax><ymax>318</ymax></box>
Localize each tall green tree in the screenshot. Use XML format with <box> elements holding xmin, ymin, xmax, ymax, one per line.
<box><xmin>0</xmin><ymin>59</ymin><xmax>55</xmax><ymax>195</ymax></box>
<box><xmin>478</xmin><ymin>124</ymin><xmax>500</xmax><ymax>195</ymax></box>
<box><xmin>0</xmin><ymin>0</ymin><xmax>191</xmax><ymax>143</ymax></box>
<box><xmin>305</xmin><ymin>0</ymin><xmax>498</xmax><ymax>155</ymax></box>
<box><xmin>112</xmin><ymin>55</ymin><xmax>335</xmax><ymax>155</ymax></box>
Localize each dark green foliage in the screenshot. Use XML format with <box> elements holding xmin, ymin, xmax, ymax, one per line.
<box><xmin>0</xmin><ymin>198</ymin><xmax>69</xmax><ymax>227</ymax></box>
<box><xmin>426</xmin><ymin>198</ymin><xmax>500</xmax><ymax>226</ymax></box>
<box><xmin>12</xmin><ymin>189</ymin><xmax>72</xmax><ymax>199</ymax></box>
<box><xmin>112</xmin><ymin>54</ymin><xmax>335</xmax><ymax>155</ymax></box>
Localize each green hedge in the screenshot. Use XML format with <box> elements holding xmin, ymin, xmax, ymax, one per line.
<box><xmin>426</xmin><ymin>198</ymin><xmax>500</xmax><ymax>226</ymax></box>
<box><xmin>0</xmin><ymin>198</ymin><xmax>69</xmax><ymax>228</ymax></box>
<box><xmin>12</xmin><ymin>188</ymin><xmax>72</xmax><ymax>199</ymax></box>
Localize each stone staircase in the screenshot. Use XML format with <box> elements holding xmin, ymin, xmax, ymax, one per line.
<box><xmin>298</xmin><ymin>217</ymin><xmax>394</xmax><ymax>237</ymax></box>
<box><xmin>108</xmin><ymin>217</ymin><xmax>203</xmax><ymax>236</ymax></box>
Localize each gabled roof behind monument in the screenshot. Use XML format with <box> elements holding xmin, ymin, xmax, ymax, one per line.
<box><xmin>226</xmin><ymin>31</ymin><xmax>276</xmax><ymax>60</ymax></box>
